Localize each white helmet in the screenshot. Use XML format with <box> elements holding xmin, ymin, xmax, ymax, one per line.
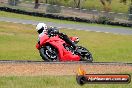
<box><xmin>36</xmin><ymin>23</ymin><xmax>47</xmax><ymax>34</ymax></box>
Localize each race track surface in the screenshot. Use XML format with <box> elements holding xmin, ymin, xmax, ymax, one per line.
<box><xmin>0</xmin><ymin>17</ymin><xmax>132</xmax><ymax>35</ymax></box>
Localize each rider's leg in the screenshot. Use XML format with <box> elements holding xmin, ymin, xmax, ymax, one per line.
<box><xmin>59</xmin><ymin>33</ymin><xmax>76</xmax><ymax>49</ymax></box>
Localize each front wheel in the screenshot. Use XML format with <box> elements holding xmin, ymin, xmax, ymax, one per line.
<box><xmin>39</xmin><ymin>45</ymin><xmax>59</xmax><ymax>62</ymax></box>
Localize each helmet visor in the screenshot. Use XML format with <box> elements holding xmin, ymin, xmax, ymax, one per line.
<box><xmin>37</xmin><ymin>27</ymin><xmax>44</xmax><ymax>34</ymax></box>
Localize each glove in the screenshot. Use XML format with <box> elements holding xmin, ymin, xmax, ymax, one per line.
<box><xmin>48</xmin><ymin>27</ymin><xmax>59</xmax><ymax>37</ymax></box>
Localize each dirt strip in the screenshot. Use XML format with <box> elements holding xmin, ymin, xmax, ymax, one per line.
<box><xmin>0</xmin><ymin>63</ymin><xmax>132</xmax><ymax>76</ymax></box>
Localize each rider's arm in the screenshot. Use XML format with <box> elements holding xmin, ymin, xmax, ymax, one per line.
<box><xmin>47</xmin><ymin>27</ymin><xmax>59</xmax><ymax>37</ymax></box>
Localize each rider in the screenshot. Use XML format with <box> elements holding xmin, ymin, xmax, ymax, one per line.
<box><xmin>36</xmin><ymin>23</ymin><xmax>76</xmax><ymax>49</ymax></box>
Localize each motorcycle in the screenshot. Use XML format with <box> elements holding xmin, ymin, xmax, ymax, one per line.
<box><xmin>36</xmin><ymin>30</ymin><xmax>93</xmax><ymax>62</ymax></box>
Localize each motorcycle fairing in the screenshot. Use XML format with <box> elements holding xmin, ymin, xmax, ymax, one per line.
<box><xmin>37</xmin><ymin>35</ymin><xmax>80</xmax><ymax>61</ymax></box>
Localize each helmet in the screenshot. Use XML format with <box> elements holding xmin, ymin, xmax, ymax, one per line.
<box><xmin>36</xmin><ymin>23</ymin><xmax>47</xmax><ymax>34</ymax></box>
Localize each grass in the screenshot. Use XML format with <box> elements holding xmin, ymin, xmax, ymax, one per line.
<box><xmin>0</xmin><ymin>11</ymin><xmax>131</xmax><ymax>30</ymax></box>
<box><xmin>0</xmin><ymin>21</ymin><xmax>40</xmax><ymax>61</ymax></box>
<box><xmin>0</xmin><ymin>21</ymin><xmax>132</xmax><ymax>62</ymax></box>
<box><xmin>81</xmin><ymin>0</ymin><xmax>130</xmax><ymax>13</ymax></box>
<box><xmin>22</xmin><ymin>0</ymin><xmax>131</xmax><ymax>13</ymax></box>
<box><xmin>0</xmin><ymin>75</ymin><xmax>131</xmax><ymax>88</ymax></box>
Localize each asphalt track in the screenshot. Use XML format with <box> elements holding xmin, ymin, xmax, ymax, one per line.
<box><xmin>0</xmin><ymin>17</ymin><xmax>132</xmax><ymax>35</ymax></box>
<box><xmin>0</xmin><ymin>60</ymin><xmax>132</xmax><ymax>66</ymax></box>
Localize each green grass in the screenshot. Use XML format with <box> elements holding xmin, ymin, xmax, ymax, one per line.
<box><xmin>22</xmin><ymin>0</ymin><xmax>131</xmax><ymax>13</ymax></box>
<box><xmin>81</xmin><ymin>0</ymin><xmax>130</xmax><ymax>13</ymax></box>
<box><xmin>0</xmin><ymin>21</ymin><xmax>40</xmax><ymax>61</ymax></box>
<box><xmin>0</xmin><ymin>11</ymin><xmax>131</xmax><ymax>30</ymax></box>
<box><xmin>0</xmin><ymin>75</ymin><xmax>131</xmax><ymax>88</ymax></box>
<box><xmin>0</xmin><ymin>21</ymin><xmax>132</xmax><ymax>62</ymax></box>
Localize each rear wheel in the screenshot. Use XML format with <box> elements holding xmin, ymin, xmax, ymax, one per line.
<box><xmin>83</xmin><ymin>53</ymin><xmax>93</xmax><ymax>62</ymax></box>
<box><xmin>39</xmin><ymin>45</ymin><xmax>59</xmax><ymax>62</ymax></box>
<box><xmin>76</xmin><ymin>46</ymin><xmax>93</xmax><ymax>62</ymax></box>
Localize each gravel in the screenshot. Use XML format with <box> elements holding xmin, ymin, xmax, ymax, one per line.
<box><xmin>0</xmin><ymin>63</ymin><xmax>131</xmax><ymax>76</ymax></box>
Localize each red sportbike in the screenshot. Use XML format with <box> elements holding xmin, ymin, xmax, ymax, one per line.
<box><xmin>36</xmin><ymin>32</ymin><xmax>93</xmax><ymax>62</ymax></box>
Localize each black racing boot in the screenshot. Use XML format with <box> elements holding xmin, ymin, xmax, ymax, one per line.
<box><xmin>59</xmin><ymin>33</ymin><xmax>76</xmax><ymax>50</ymax></box>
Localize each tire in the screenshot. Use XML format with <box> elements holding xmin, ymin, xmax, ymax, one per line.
<box><xmin>85</xmin><ymin>53</ymin><xmax>93</xmax><ymax>62</ymax></box>
<box><xmin>76</xmin><ymin>46</ymin><xmax>93</xmax><ymax>62</ymax></box>
<box><xmin>39</xmin><ymin>45</ymin><xmax>59</xmax><ymax>62</ymax></box>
